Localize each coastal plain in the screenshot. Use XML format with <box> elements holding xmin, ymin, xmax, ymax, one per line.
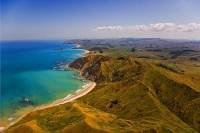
<box><xmin>3</xmin><ymin>38</ymin><xmax>200</xmax><ymax>133</ymax></box>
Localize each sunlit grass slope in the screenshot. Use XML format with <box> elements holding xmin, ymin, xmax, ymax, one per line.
<box><xmin>5</xmin><ymin>55</ymin><xmax>200</xmax><ymax>133</ymax></box>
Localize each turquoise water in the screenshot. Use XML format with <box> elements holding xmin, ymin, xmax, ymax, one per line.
<box><xmin>0</xmin><ymin>40</ymin><xmax>86</xmax><ymax>126</ymax></box>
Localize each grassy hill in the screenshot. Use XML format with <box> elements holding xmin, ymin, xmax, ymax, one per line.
<box><xmin>4</xmin><ymin>55</ymin><xmax>200</xmax><ymax>133</ymax></box>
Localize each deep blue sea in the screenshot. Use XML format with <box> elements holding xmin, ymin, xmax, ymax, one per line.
<box><xmin>0</xmin><ymin>40</ymin><xmax>86</xmax><ymax>127</ymax></box>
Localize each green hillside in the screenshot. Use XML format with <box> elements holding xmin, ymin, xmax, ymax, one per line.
<box><xmin>4</xmin><ymin>55</ymin><xmax>200</xmax><ymax>133</ymax></box>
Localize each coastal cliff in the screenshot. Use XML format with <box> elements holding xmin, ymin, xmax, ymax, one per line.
<box><xmin>69</xmin><ymin>55</ymin><xmax>110</xmax><ymax>82</ymax></box>
<box><xmin>4</xmin><ymin>55</ymin><xmax>200</xmax><ymax>133</ymax></box>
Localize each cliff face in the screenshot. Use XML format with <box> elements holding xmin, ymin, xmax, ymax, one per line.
<box><xmin>69</xmin><ymin>55</ymin><xmax>147</xmax><ymax>83</ymax></box>
<box><xmin>5</xmin><ymin>55</ymin><xmax>200</xmax><ymax>133</ymax></box>
<box><xmin>69</xmin><ymin>55</ymin><xmax>111</xmax><ymax>81</ymax></box>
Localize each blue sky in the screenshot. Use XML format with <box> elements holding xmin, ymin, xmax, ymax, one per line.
<box><xmin>1</xmin><ymin>0</ymin><xmax>200</xmax><ymax>40</ymax></box>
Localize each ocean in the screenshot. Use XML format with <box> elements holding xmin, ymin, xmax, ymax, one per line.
<box><xmin>0</xmin><ymin>40</ymin><xmax>87</xmax><ymax>127</ymax></box>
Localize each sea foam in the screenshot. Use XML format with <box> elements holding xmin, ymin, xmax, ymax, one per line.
<box><xmin>63</xmin><ymin>94</ymin><xmax>73</xmax><ymax>100</ymax></box>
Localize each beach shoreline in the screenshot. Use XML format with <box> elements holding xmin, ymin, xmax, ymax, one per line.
<box><xmin>75</xmin><ymin>44</ymin><xmax>90</xmax><ymax>57</ymax></box>
<box><xmin>3</xmin><ymin>82</ymin><xmax>96</xmax><ymax>131</ymax></box>
<box><xmin>2</xmin><ymin>44</ymin><xmax>94</xmax><ymax>132</ymax></box>
<box><xmin>33</xmin><ymin>45</ymin><xmax>92</xmax><ymax>110</ymax></box>
<box><xmin>35</xmin><ymin>82</ymin><xmax>96</xmax><ymax>110</ymax></box>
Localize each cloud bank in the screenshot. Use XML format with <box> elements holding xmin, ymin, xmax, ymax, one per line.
<box><xmin>92</xmin><ymin>23</ymin><xmax>200</xmax><ymax>33</ymax></box>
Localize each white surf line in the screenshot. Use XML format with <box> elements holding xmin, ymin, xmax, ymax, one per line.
<box><xmin>3</xmin><ymin>82</ymin><xmax>96</xmax><ymax>131</ymax></box>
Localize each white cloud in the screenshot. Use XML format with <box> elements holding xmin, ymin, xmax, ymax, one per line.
<box><xmin>92</xmin><ymin>23</ymin><xmax>200</xmax><ymax>33</ymax></box>
<box><xmin>175</xmin><ymin>23</ymin><xmax>200</xmax><ymax>32</ymax></box>
<box><xmin>93</xmin><ymin>26</ymin><xmax>124</xmax><ymax>31</ymax></box>
<box><xmin>126</xmin><ymin>25</ymin><xmax>149</xmax><ymax>32</ymax></box>
<box><xmin>149</xmin><ymin>23</ymin><xmax>175</xmax><ymax>32</ymax></box>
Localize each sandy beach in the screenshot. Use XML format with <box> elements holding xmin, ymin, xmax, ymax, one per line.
<box><xmin>3</xmin><ymin>82</ymin><xmax>96</xmax><ymax>131</ymax></box>
<box><xmin>26</xmin><ymin>45</ymin><xmax>92</xmax><ymax>112</ymax></box>
<box><xmin>1</xmin><ymin>44</ymin><xmax>93</xmax><ymax>132</ymax></box>
<box><xmin>35</xmin><ymin>82</ymin><xmax>96</xmax><ymax>110</ymax></box>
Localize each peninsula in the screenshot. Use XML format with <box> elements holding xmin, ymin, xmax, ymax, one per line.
<box><xmin>4</xmin><ymin>38</ymin><xmax>200</xmax><ymax>133</ymax></box>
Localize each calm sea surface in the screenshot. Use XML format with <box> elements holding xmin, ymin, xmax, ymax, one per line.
<box><xmin>0</xmin><ymin>40</ymin><xmax>86</xmax><ymax>127</ymax></box>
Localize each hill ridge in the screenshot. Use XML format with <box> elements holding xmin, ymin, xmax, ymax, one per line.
<box><xmin>4</xmin><ymin>55</ymin><xmax>200</xmax><ymax>133</ymax></box>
